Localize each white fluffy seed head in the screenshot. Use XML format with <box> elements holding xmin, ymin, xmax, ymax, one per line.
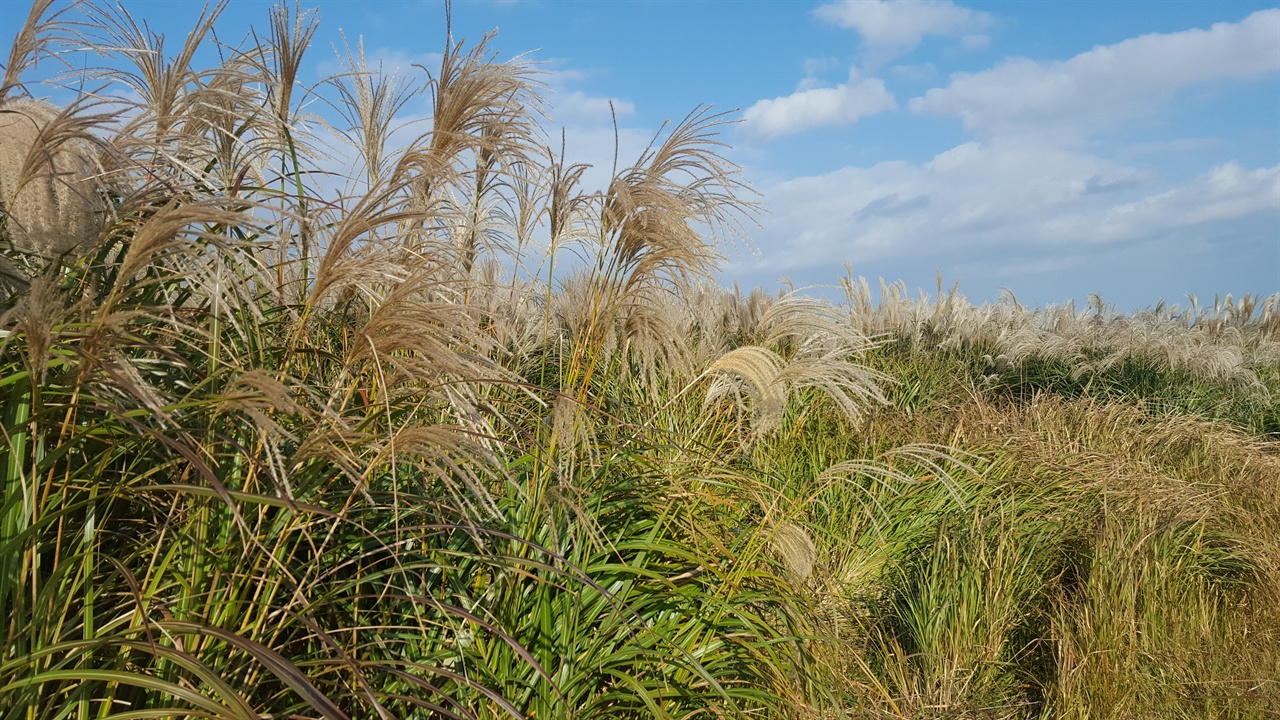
<box><xmin>0</xmin><ymin>100</ymin><xmax>107</xmax><ymax>258</ymax></box>
<box><xmin>770</xmin><ymin>523</ymin><xmax>817</xmax><ymax>582</ymax></box>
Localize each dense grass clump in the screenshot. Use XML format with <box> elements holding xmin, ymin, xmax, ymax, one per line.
<box><xmin>2</xmin><ymin>2</ymin><xmax>1278</xmax><ymax>718</ymax></box>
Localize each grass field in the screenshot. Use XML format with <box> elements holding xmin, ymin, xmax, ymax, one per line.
<box><xmin>2</xmin><ymin>2</ymin><xmax>1278</xmax><ymax>717</ymax></box>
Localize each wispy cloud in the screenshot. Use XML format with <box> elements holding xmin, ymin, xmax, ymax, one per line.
<box><xmin>547</xmin><ymin>89</ymin><xmax>634</xmax><ymax>125</ymax></box>
<box><xmin>1122</xmin><ymin>137</ymin><xmax>1222</xmax><ymax>157</ymax></box>
<box><xmin>740</xmin><ymin>68</ymin><xmax>896</xmax><ymax>140</ymax></box>
<box><xmin>910</xmin><ymin>9</ymin><xmax>1280</xmax><ymax>137</ymax></box>
<box><xmin>814</xmin><ymin>0</ymin><xmax>995</xmax><ymax>65</ymax></box>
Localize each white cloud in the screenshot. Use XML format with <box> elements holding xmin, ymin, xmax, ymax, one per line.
<box><xmin>1103</xmin><ymin>162</ymin><xmax>1280</xmax><ymax>232</ymax></box>
<box><xmin>814</xmin><ymin>0</ymin><xmax>995</xmax><ymax>63</ymax></box>
<box><xmin>739</xmin><ymin>139</ymin><xmax>1278</xmax><ymax>290</ymax></box>
<box><xmin>549</xmin><ymin>90</ymin><xmax>635</xmax><ymax>125</ymax></box>
<box><xmin>534</xmin><ymin>63</ymin><xmax>638</xmax><ymax>126</ymax></box>
<box><xmin>888</xmin><ymin>62</ymin><xmax>938</xmax><ymax>82</ymax></box>
<box><xmin>741</xmin><ymin>68</ymin><xmax>897</xmax><ymax>140</ymax></box>
<box><xmin>804</xmin><ymin>56</ymin><xmax>843</xmax><ymax>76</ymax></box>
<box><xmin>911</xmin><ymin>9</ymin><xmax>1280</xmax><ymax>136</ymax></box>
<box><xmin>1123</xmin><ymin>137</ymin><xmax>1222</xmax><ymax>157</ymax></box>
<box><xmin>725</xmin><ymin>7</ymin><xmax>1279</xmax><ymax>305</ymax></box>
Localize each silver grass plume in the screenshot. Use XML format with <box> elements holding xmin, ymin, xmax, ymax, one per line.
<box><xmin>769</xmin><ymin>522</ymin><xmax>817</xmax><ymax>583</ymax></box>
<box><xmin>87</xmin><ymin>2</ymin><xmax>226</xmax><ymax>170</ymax></box>
<box><xmin>330</xmin><ymin>33</ymin><xmax>423</xmax><ymax>190</ymax></box>
<box><xmin>0</xmin><ymin>99</ymin><xmax>112</xmax><ymax>261</ymax></box>
<box><xmin>411</xmin><ymin>28</ymin><xmax>544</xmax><ymax>272</ymax></box>
<box><xmin>1</xmin><ymin>0</ymin><xmax>78</xmax><ymax>103</ymax></box>
<box><xmin>703</xmin><ymin>293</ymin><xmax>890</xmax><ymax>440</ymax></box>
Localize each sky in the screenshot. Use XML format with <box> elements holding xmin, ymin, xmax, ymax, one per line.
<box><xmin>5</xmin><ymin>0</ymin><xmax>1278</xmax><ymax>309</ymax></box>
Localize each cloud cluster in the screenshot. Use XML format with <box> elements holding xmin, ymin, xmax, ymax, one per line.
<box><xmin>550</xmin><ymin>90</ymin><xmax>635</xmax><ymax>124</ymax></box>
<box><xmin>732</xmin><ymin>4</ymin><xmax>1279</xmax><ymax>303</ymax></box>
<box><xmin>911</xmin><ymin>8</ymin><xmax>1280</xmax><ymax>136</ymax></box>
<box><xmin>741</xmin><ymin>140</ymin><xmax>1277</xmax><ymax>299</ymax></box>
<box><xmin>739</xmin><ymin>0</ymin><xmax>996</xmax><ymax>139</ymax></box>
<box><xmin>741</xmin><ymin>69</ymin><xmax>896</xmax><ymax>140</ymax></box>
<box><xmin>735</xmin><ymin>145</ymin><xmax>1277</xmax><ymax>301</ymax></box>
<box><xmin>814</xmin><ymin>0</ymin><xmax>994</xmax><ymax>64</ymax></box>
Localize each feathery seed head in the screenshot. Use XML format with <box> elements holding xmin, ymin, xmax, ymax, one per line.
<box><xmin>770</xmin><ymin>523</ymin><xmax>817</xmax><ymax>582</ymax></box>
<box><xmin>0</xmin><ymin>100</ymin><xmax>111</xmax><ymax>260</ymax></box>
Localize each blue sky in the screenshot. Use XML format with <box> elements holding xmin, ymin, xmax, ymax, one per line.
<box><xmin>6</xmin><ymin>0</ymin><xmax>1278</xmax><ymax>308</ymax></box>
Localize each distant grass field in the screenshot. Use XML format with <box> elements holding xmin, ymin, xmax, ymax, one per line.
<box><xmin>2</xmin><ymin>2</ymin><xmax>1277</xmax><ymax>717</ymax></box>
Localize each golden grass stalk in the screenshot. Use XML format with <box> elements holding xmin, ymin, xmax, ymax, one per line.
<box><xmin>770</xmin><ymin>522</ymin><xmax>817</xmax><ymax>582</ymax></box>
<box><xmin>0</xmin><ymin>0</ymin><xmax>71</xmax><ymax>102</ymax></box>
<box><xmin>330</xmin><ymin>34</ymin><xmax>423</xmax><ymax>190</ymax></box>
<box><xmin>88</xmin><ymin>2</ymin><xmax>224</xmax><ymax>149</ymax></box>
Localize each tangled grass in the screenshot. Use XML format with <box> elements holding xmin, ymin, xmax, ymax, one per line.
<box><xmin>2</xmin><ymin>2</ymin><xmax>1277</xmax><ymax>718</ymax></box>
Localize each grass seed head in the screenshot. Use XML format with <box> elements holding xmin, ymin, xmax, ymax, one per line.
<box><xmin>771</xmin><ymin>522</ymin><xmax>817</xmax><ymax>582</ymax></box>
<box><xmin>0</xmin><ymin>99</ymin><xmax>110</xmax><ymax>260</ymax></box>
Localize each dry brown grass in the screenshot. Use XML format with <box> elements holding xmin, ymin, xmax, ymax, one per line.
<box><xmin>951</xmin><ymin>397</ymin><xmax>1280</xmax><ymax>717</ymax></box>
<box><xmin>843</xmin><ymin>269</ymin><xmax>1280</xmax><ymax>392</ymax></box>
